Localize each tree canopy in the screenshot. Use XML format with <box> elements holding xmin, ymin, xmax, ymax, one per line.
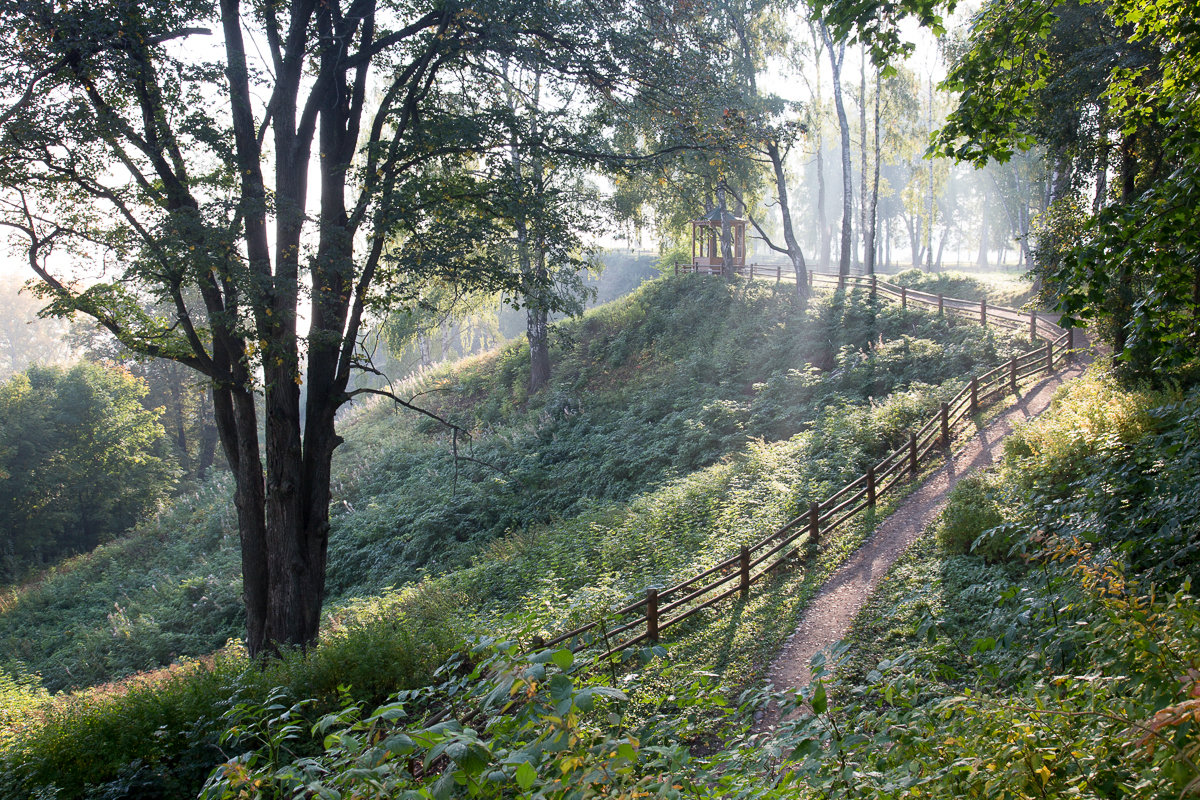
<box><xmin>0</xmin><ymin>362</ymin><xmax>171</xmax><ymax>580</ymax></box>
<box><xmin>0</xmin><ymin>0</ymin><xmax>706</xmax><ymax>654</ymax></box>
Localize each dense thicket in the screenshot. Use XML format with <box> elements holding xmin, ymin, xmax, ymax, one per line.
<box><xmin>0</xmin><ymin>363</ymin><xmax>171</xmax><ymax>581</ymax></box>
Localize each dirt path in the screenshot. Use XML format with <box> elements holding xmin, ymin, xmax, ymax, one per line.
<box><xmin>758</xmin><ymin>346</ymin><xmax>1092</xmax><ymax>730</ymax></box>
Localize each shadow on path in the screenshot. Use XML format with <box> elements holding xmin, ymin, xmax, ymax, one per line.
<box><xmin>755</xmin><ymin>345</ymin><xmax>1093</xmax><ymax>731</ymax></box>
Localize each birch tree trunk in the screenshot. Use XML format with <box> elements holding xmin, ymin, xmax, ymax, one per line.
<box><xmin>820</xmin><ymin>23</ymin><xmax>853</xmax><ymax>280</ymax></box>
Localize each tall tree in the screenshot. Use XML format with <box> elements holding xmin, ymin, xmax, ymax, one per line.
<box><xmin>0</xmin><ymin>0</ymin><xmax>662</xmax><ymax>655</ymax></box>
<box><xmin>819</xmin><ymin>21</ymin><xmax>853</xmax><ymax>278</ymax></box>
<box><xmin>722</xmin><ymin>0</ymin><xmax>809</xmax><ymax>294</ymax></box>
<box><xmin>864</xmin><ymin>64</ymin><xmax>881</xmax><ymax>274</ymax></box>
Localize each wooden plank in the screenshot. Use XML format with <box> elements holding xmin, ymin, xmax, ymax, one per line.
<box><xmin>659</xmin><ymin>582</ymin><xmax>745</xmax><ymax>632</ymax></box>
<box><xmin>646</xmin><ymin>588</ymin><xmax>659</xmax><ymax>643</ymax></box>
<box><xmin>820</xmin><ymin>472</ymin><xmax>869</xmax><ymax>512</ymax></box>
<box><xmin>821</xmin><ymin>497</ymin><xmax>870</xmax><ymax>535</ymax></box>
<box><xmin>820</xmin><ymin>484</ymin><xmax>869</xmax><ymax>521</ymax></box>
<box><xmin>657</xmin><ymin>568</ymin><xmax>741</xmax><ymax>617</ymax></box>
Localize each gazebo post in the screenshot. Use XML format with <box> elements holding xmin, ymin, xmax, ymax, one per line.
<box><xmin>691</xmin><ymin>221</ymin><xmax>696</xmax><ymax>271</ymax></box>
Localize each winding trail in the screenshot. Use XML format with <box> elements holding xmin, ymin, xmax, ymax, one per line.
<box><xmin>757</xmin><ymin>342</ymin><xmax>1093</xmax><ymax>730</ymax></box>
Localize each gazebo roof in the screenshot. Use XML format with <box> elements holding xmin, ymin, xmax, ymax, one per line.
<box><xmin>694</xmin><ymin>207</ymin><xmax>744</xmax><ymax>226</ymax></box>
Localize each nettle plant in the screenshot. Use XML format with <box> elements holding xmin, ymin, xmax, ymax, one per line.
<box><xmin>200</xmin><ymin>641</ymin><xmax>743</xmax><ymax>800</ymax></box>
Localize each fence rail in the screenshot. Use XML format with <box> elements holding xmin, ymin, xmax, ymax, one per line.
<box><xmin>535</xmin><ymin>267</ymin><xmax>1074</xmax><ymax>658</ymax></box>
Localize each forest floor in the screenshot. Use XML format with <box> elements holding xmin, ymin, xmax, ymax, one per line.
<box><xmin>757</xmin><ymin>334</ymin><xmax>1094</xmax><ymax>730</ymax></box>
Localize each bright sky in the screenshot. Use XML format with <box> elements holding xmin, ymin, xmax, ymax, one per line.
<box><xmin>0</xmin><ymin>6</ymin><xmax>972</xmax><ymax>279</ymax></box>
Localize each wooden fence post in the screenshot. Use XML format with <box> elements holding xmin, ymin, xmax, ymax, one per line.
<box><xmin>938</xmin><ymin>293</ymin><xmax>944</xmax><ymax>316</ymax></box>
<box><xmin>941</xmin><ymin>402</ymin><xmax>950</xmax><ymax>448</ymax></box>
<box><xmin>749</xmin><ymin>264</ymin><xmax>755</xmax><ymax>280</ymax></box>
<box><xmin>776</xmin><ymin>263</ymin><xmax>782</xmax><ymax>283</ymax></box>
<box><xmin>808</xmin><ymin>270</ymin><xmax>814</xmax><ymax>289</ymax></box>
<box><xmin>809</xmin><ymin>501</ymin><xmax>820</xmax><ymax>545</ymax></box>
<box><xmin>909</xmin><ymin>432</ymin><xmax>918</xmax><ymax>473</ymax></box>
<box><xmin>970</xmin><ymin>377</ymin><xmax>979</xmax><ymax>415</ymax></box>
<box><xmin>870</xmin><ymin>275</ymin><xmax>877</xmax><ymax>301</ymax></box>
<box><xmin>901</xmin><ymin>286</ymin><xmax>907</xmax><ymax>309</ymax></box>
<box><xmin>646</xmin><ymin>588</ymin><xmax>659</xmax><ymax>643</ymax></box>
<box><xmin>867</xmin><ymin>465</ymin><xmax>876</xmax><ymax>506</ymax></box>
<box><xmin>1029</xmin><ymin>310</ymin><xmax>1037</xmax><ymax>342</ymax></box>
<box><xmin>981</xmin><ymin>299</ymin><xmax>987</xmax><ymax>326</ymax></box>
<box><xmin>739</xmin><ymin>546</ymin><xmax>750</xmax><ymax>596</ymax></box>
<box><xmin>1066</xmin><ymin>328</ymin><xmax>1074</xmax><ymax>361</ymax></box>
<box><xmin>1009</xmin><ymin>358</ymin><xmax>1017</xmax><ymax>394</ymax></box>
<box><xmin>1045</xmin><ymin>340</ymin><xmax>1053</xmax><ymax>371</ymax></box>
<box><xmin>674</xmin><ymin>263</ymin><xmax>679</xmax><ymax>276</ymax></box>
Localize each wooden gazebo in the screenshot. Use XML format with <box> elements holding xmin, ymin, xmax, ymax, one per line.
<box><xmin>690</xmin><ymin>207</ymin><xmax>746</xmax><ymax>272</ymax></box>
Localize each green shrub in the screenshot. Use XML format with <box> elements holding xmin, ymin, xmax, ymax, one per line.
<box><xmin>0</xmin><ymin>585</ymin><xmax>465</xmax><ymax>800</ymax></box>
<box><xmin>936</xmin><ymin>473</ymin><xmax>1010</xmax><ymax>559</ymax></box>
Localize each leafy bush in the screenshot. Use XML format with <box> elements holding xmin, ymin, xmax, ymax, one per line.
<box><xmin>200</xmin><ymin>641</ymin><xmax>745</xmax><ymax>800</ymax></box>
<box><xmin>1002</xmin><ymin>366</ymin><xmax>1171</xmax><ymax>488</ymax></box>
<box><xmin>936</xmin><ymin>473</ymin><xmax>1010</xmax><ymax>559</ymax></box>
<box><xmin>889</xmin><ymin>268</ymin><xmax>995</xmax><ymax>301</ymax></box>
<box><xmin>0</xmin><ymin>584</ymin><xmax>466</xmax><ymax>800</ymax></box>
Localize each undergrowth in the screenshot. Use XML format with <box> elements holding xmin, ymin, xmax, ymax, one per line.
<box><xmin>0</xmin><ymin>274</ymin><xmax>1038</xmax><ymax>799</ymax></box>
<box><xmin>190</xmin><ymin>362</ymin><xmax>1200</xmax><ymax>800</ymax></box>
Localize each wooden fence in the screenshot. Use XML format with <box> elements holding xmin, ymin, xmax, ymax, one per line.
<box><xmin>533</xmin><ymin>268</ymin><xmax>1073</xmax><ymax>659</ymax></box>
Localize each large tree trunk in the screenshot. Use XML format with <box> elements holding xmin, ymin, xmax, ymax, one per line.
<box><xmin>212</xmin><ymin>384</ymin><xmax>269</xmax><ymax>654</ymax></box>
<box><xmin>1093</xmin><ymin>103</ymin><xmax>1110</xmax><ymax>214</ymax></box>
<box><xmin>167</xmin><ymin>372</ymin><xmax>191</xmax><ymax>479</ymax></box>
<box><xmin>817</xmin><ymin>144</ymin><xmax>830</xmax><ymax>269</ymax></box>
<box><xmin>858</xmin><ymin>47</ymin><xmax>868</xmax><ymax>271</ymax></box>
<box><xmin>977</xmin><ymin>203</ymin><xmax>989</xmax><ymax>268</ymax></box>
<box><xmin>508</xmin><ymin>64</ymin><xmax>552</xmax><ymax>392</ymax></box>
<box><xmin>527</xmin><ymin>251</ymin><xmax>551</xmax><ymax>392</ymax></box>
<box><xmin>718</xmin><ymin>183</ymin><xmax>734</xmax><ymax>276</ymax></box>
<box><xmin>926</xmin><ymin>75</ymin><xmax>936</xmax><ymax>272</ymax></box>
<box><xmin>1112</xmin><ymin>132</ymin><xmax>1139</xmax><ymax>354</ymax></box>
<box><xmin>906</xmin><ymin>215</ymin><xmax>922</xmax><ymax>269</ymax></box>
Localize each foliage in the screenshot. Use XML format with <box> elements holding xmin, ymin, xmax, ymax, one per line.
<box><xmin>198</xmin><ymin>642</ymin><xmax>722</xmax><ymax>800</ymax></box>
<box><xmin>0</xmin><ymin>582</ymin><xmax>467</xmax><ymax>800</ymax></box>
<box><xmin>935</xmin><ymin>0</ymin><xmax>1200</xmax><ymax>371</ymax></box>
<box><xmin>326</xmin><ymin>277</ymin><xmax>1030</xmax><ymax>596</ymax></box>
<box><xmin>0</xmin><ymin>664</ymin><xmax>46</xmax><ymax>751</ymax></box>
<box><xmin>889</xmin><ymin>268</ymin><xmax>1001</xmax><ymax>303</ymax></box>
<box><xmin>935</xmin><ymin>472</ymin><xmax>1009</xmax><ymax>559</ymax></box>
<box><xmin>0</xmin><ymin>276</ymin><xmax>1037</xmax><ymax>799</ymax></box>
<box><xmin>819</xmin><ymin>363</ymin><xmax>1200</xmax><ymax>799</ymax></box>
<box><xmin>202</xmin><ymin>359</ymin><xmax>1200</xmax><ymax>800</ymax></box>
<box><xmin>0</xmin><ymin>362</ymin><xmax>173</xmax><ymax>581</ymax></box>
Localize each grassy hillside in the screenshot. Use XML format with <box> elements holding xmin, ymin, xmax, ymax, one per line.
<box><xmin>0</xmin><ymin>273</ymin><xmax>1038</xmax><ymax>799</ymax></box>
<box><xmin>187</xmin><ymin>364</ymin><xmax>1200</xmax><ymax>800</ymax></box>
<box><xmin>1</xmin><ymin>274</ymin><xmax>1029</xmax><ymax>694</ymax></box>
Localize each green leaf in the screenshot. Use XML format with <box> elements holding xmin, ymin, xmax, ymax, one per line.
<box><xmin>515</xmin><ymin>760</ymin><xmax>537</xmax><ymax>791</ymax></box>
<box><xmin>812</xmin><ymin>682</ymin><xmax>828</xmax><ymax>715</ymax></box>
<box><xmin>550</xmin><ymin>649</ymin><xmax>574</xmax><ymax>670</ymax></box>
